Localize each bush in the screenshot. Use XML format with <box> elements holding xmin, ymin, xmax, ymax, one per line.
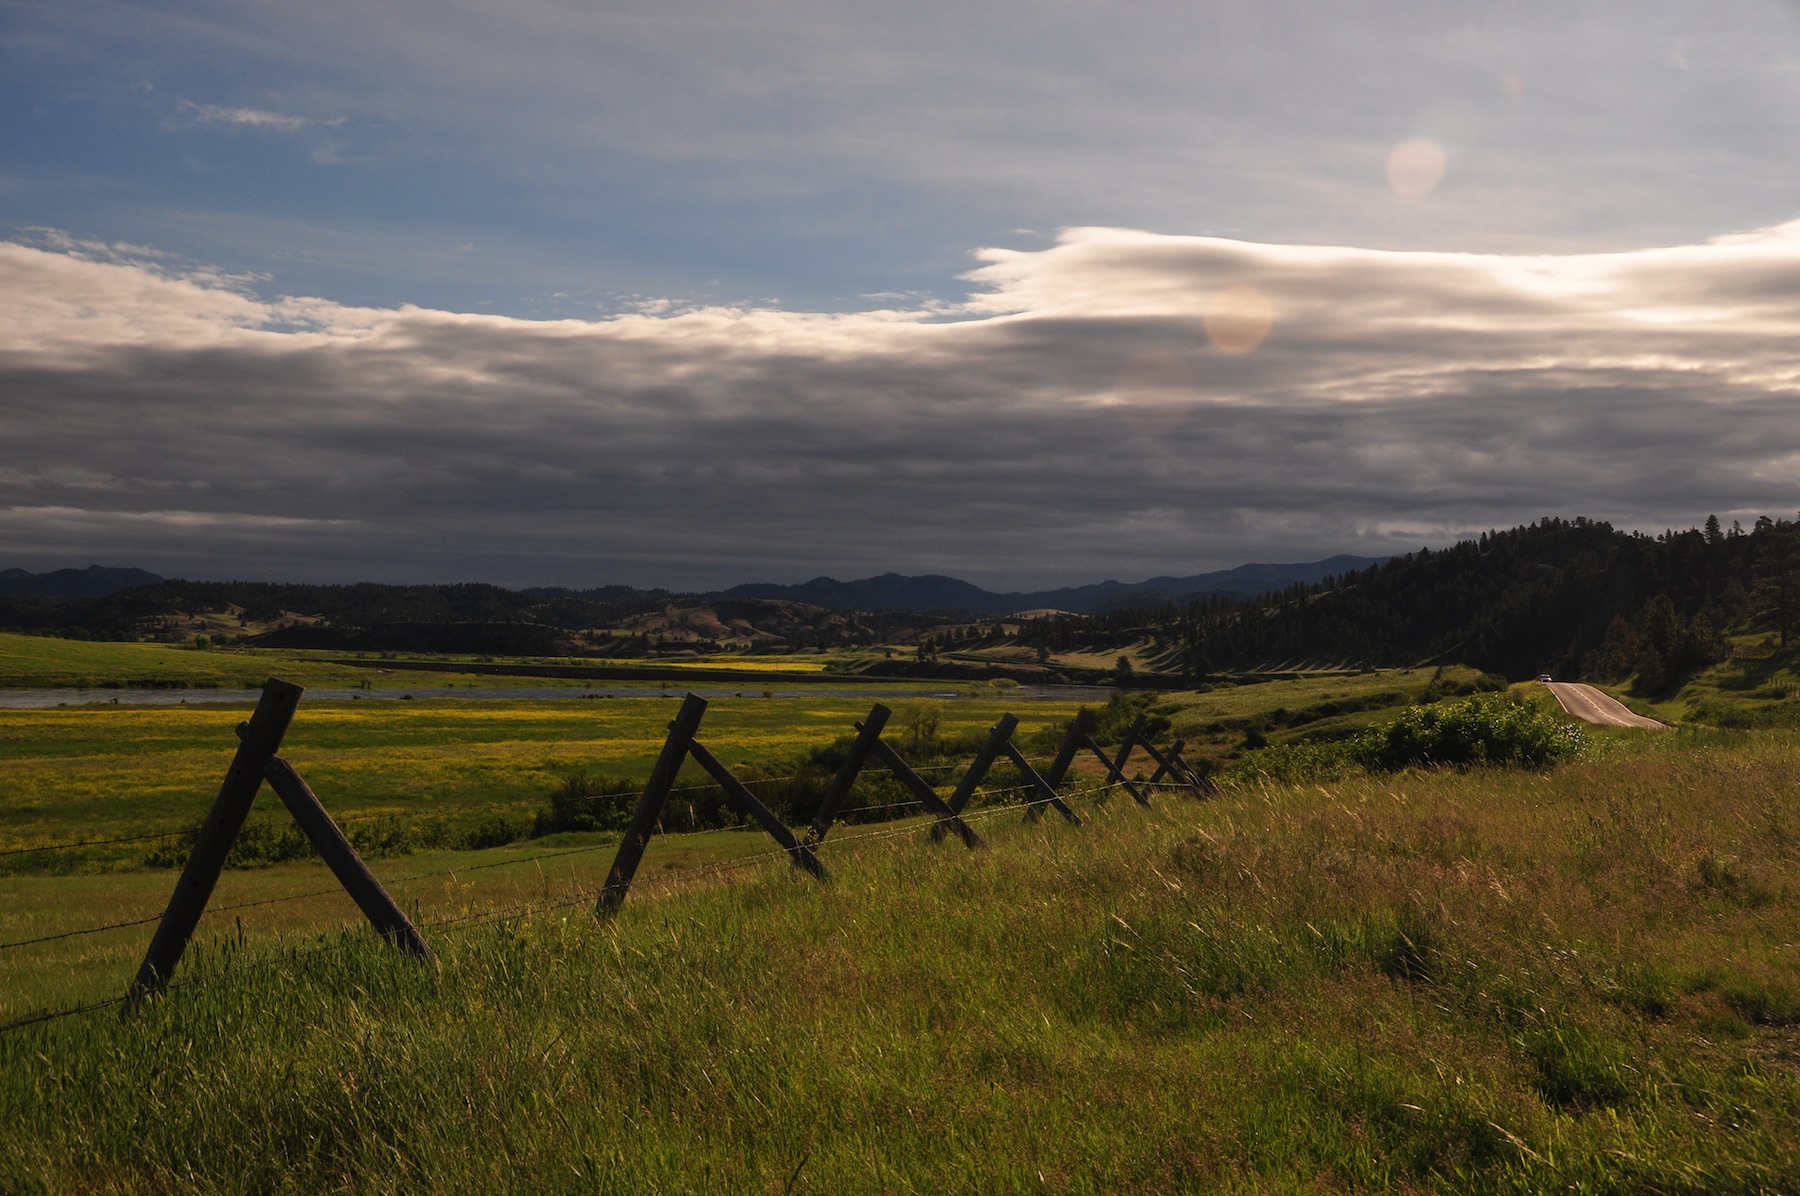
<box><xmin>532</xmin><ymin>771</ymin><xmax>641</xmax><ymax>836</ymax></box>
<box><xmin>144</xmin><ymin>820</ymin><xmax>314</xmax><ymax>870</ymax></box>
<box><xmin>1353</xmin><ymin>693</ymin><xmax>1582</xmax><ymax>771</ymax></box>
<box><xmin>1227</xmin><ymin>741</ymin><xmax>1358</xmax><ymax>785</ymax></box>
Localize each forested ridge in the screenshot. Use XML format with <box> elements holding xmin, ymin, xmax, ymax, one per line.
<box><xmin>6</xmin><ymin>515</ymin><xmax>1799</xmax><ymax>688</ymax></box>
<box><xmin>0</xmin><ymin>580</ymin><xmax>670</xmax><ymax>646</ymax></box>
<box><xmin>1021</xmin><ymin>515</ymin><xmax>1800</xmax><ymax>684</ymax></box>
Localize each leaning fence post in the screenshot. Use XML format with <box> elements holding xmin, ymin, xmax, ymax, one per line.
<box><xmin>1110</xmin><ymin>714</ymin><xmax>1146</xmax><ymax>788</ymax></box>
<box><xmin>806</xmin><ymin>704</ymin><xmax>891</xmax><ymax>845</ymax></box>
<box><xmin>126</xmin><ymin>678</ymin><xmax>302</xmax><ymax>1005</ymax></box>
<box><xmin>931</xmin><ymin>713</ymin><xmax>1018</xmax><ymax>841</ymax></box>
<box><xmin>596</xmin><ymin>692</ymin><xmax>708</xmax><ymax>916</ymax></box>
<box><xmin>999</xmin><ymin>738</ymin><xmax>1081</xmax><ymax>825</ymax></box>
<box><xmin>867</xmin><ymin>736</ymin><xmax>984</xmax><ymax>849</ymax></box>
<box><xmin>262</xmin><ymin>757</ymin><xmax>437</xmax><ymax>961</ymax></box>
<box><xmin>1137</xmin><ymin>735</ymin><xmax>1205</xmax><ymax>799</ymax></box>
<box><xmin>1147</xmin><ymin>736</ymin><xmax>1187</xmax><ymax>789</ymax></box>
<box><xmin>1164</xmin><ymin>742</ymin><xmax>1215</xmax><ymax>795</ymax></box>
<box><xmin>1043</xmin><ymin>708</ymin><xmax>1095</xmax><ymax>789</ymax></box>
<box><xmin>1083</xmin><ymin>714</ymin><xmax>1150</xmax><ymax>806</ymax></box>
<box><xmin>685</xmin><ymin>738</ymin><xmax>827</xmax><ymax>881</ymax></box>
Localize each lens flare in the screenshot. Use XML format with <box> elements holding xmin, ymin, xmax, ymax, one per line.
<box><xmin>1114</xmin><ymin>349</ymin><xmax>1196</xmax><ymax>435</ymax></box>
<box><xmin>1385</xmin><ymin>137</ymin><xmax>1446</xmax><ymax>199</ymax></box>
<box><xmin>1204</xmin><ymin>284</ymin><xmax>1273</xmax><ymax>354</ymax></box>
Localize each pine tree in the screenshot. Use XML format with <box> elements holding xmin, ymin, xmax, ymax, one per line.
<box><xmin>1752</xmin><ymin>523</ymin><xmax>1800</xmax><ymax>648</ymax></box>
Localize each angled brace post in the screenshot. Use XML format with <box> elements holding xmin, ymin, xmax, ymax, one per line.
<box><xmin>127</xmin><ymin>679</ymin><xmax>303</xmax><ymax>1004</ymax></box>
<box><xmin>597</xmin><ymin>693</ymin><xmax>709</xmax><ymax>916</ymax></box>
<box><xmin>998</xmin><ymin>738</ymin><xmax>1080</xmax><ymax>825</ymax></box>
<box><xmin>1136</xmin><ymin>736</ymin><xmax>1206</xmax><ymax>800</ymax></box>
<box><xmin>1042</xmin><ymin>708</ymin><xmax>1096</xmax><ymax>789</ymax></box>
<box><xmin>597</xmin><ymin>693</ymin><xmax>826</xmax><ymax>915</ymax></box>
<box><xmin>1164</xmin><ymin>743</ymin><xmax>1216</xmax><ymax>795</ymax></box>
<box><xmin>930</xmin><ymin>713</ymin><xmax>1018</xmax><ymax>842</ymax></box>
<box><xmin>1084</xmin><ymin>714</ymin><xmax>1150</xmax><ymax>806</ymax></box>
<box><xmin>262</xmin><ymin>758</ymin><xmax>436</xmax><ymax>961</ymax></box>
<box><xmin>867</xmin><ymin>736</ymin><xmax>983</xmax><ymax>849</ymax></box>
<box><xmin>129</xmin><ymin>679</ymin><xmax>434</xmax><ymax>1008</ymax></box>
<box><xmin>1146</xmin><ymin>736</ymin><xmax>1186</xmax><ymax>788</ymax></box>
<box><xmin>805</xmin><ymin>704</ymin><xmax>891</xmax><ymax>846</ymax></box>
<box><xmin>686</xmin><ymin>739</ymin><xmax>826</xmax><ymax>881</ymax></box>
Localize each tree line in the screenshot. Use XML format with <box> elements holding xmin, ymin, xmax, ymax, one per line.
<box><xmin>1018</xmin><ymin>515</ymin><xmax>1800</xmax><ymax>688</ymax></box>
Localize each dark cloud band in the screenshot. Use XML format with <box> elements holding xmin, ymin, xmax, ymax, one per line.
<box><xmin>3</xmin><ymin>227</ymin><xmax>1797</xmax><ymax>587</ymax></box>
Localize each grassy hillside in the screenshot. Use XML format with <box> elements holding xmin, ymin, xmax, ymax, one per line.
<box><xmin>1634</xmin><ymin>641</ymin><xmax>1800</xmax><ymax>729</ymax></box>
<box><xmin>2</xmin><ymin>725</ymin><xmax>1796</xmax><ymax>1191</ymax></box>
<box><xmin>0</xmin><ymin>631</ymin><xmax>867</xmax><ymax>690</ymax></box>
<box><xmin>0</xmin><ymin>631</ymin><xmax>378</xmax><ymax>689</ymax></box>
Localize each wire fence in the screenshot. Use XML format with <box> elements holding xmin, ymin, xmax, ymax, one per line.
<box><xmin>0</xmin><ymin>773</ymin><xmax>1167</xmax><ymax>1037</ymax></box>
<box><xmin>0</xmin><ymin>778</ymin><xmax>1051</xmax><ymax>954</ymax></box>
<box><xmin>0</xmin><ymin>678</ymin><xmax>1209</xmax><ymax>1040</ymax></box>
<box><xmin>0</xmin><ymin>752</ymin><xmax>1136</xmax><ymax>959</ymax></box>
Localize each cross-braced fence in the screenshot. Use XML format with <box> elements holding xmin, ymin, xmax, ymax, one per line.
<box><xmin>0</xmin><ymin>676</ymin><xmax>1216</xmax><ymax>1031</ymax></box>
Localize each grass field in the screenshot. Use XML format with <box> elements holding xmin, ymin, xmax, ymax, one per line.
<box><xmin>5</xmin><ymin>632</ymin><xmax>1798</xmax><ymax>1189</ymax></box>
<box><xmin>0</xmin><ymin>693</ymin><xmax>1084</xmax><ymax>859</ymax></box>
<box><xmin>0</xmin><ymin>631</ymin><xmax>870</xmax><ymax>691</ymax></box>
<box><xmin>1</xmin><ymin>723</ymin><xmax>1795</xmax><ymax>1191</ymax></box>
<box><xmin>1636</xmin><ymin>642</ymin><xmax>1800</xmax><ymax>729</ymax></box>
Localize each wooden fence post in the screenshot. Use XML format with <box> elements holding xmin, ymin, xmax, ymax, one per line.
<box><xmin>1043</xmin><ymin>708</ymin><xmax>1095</xmax><ymax>789</ymax></box>
<box><xmin>126</xmin><ymin>678</ymin><xmax>302</xmax><ymax>1005</ymax></box>
<box><xmin>1136</xmin><ymin>736</ymin><xmax>1207</xmax><ymax>799</ymax></box>
<box><xmin>1147</xmin><ymin>736</ymin><xmax>1187</xmax><ymax>789</ymax></box>
<box><xmin>999</xmin><ymin>739</ymin><xmax>1081</xmax><ymax>825</ymax></box>
<box><xmin>685</xmin><ymin>739</ymin><xmax>826</xmax><ymax>881</ymax></box>
<box><xmin>1163</xmin><ymin>742</ymin><xmax>1215</xmax><ymax>795</ymax></box>
<box><xmin>806</xmin><ymin>704</ymin><xmax>891</xmax><ymax>845</ymax></box>
<box><xmin>1083</xmin><ymin>714</ymin><xmax>1150</xmax><ymax>806</ymax></box>
<box><xmin>930</xmin><ymin>713</ymin><xmax>1017</xmax><ymax>841</ymax></box>
<box><xmin>261</xmin><ymin>757</ymin><xmax>436</xmax><ymax>961</ymax></box>
<box><xmin>596</xmin><ymin>693</ymin><xmax>708</xmax><ymax>916</ymax></box>
<box><xmin>867</xmin><ymin>736</ymin><xmax>983</xmax><ymax>849</ymax></box>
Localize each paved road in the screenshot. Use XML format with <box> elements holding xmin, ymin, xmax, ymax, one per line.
<box><xmin>1545</xmin><ymin>681</ymin><xmax>1668</xmax><ymax>729</ymax></box>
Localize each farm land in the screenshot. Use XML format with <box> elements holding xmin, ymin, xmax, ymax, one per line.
<box><xmin>2</xmin><ymin>632</ymin><xmax>1799</xmax><ymax>1189</ymax></box>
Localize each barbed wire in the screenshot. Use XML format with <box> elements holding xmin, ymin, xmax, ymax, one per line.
<box><xmin>0</xmin><ymin>767</ymin><xmax>1128</xmax><ymax>952</ymax></box>
<box><xmin>0</xmin><ymin>828</ymin><xmax>190</xmax><ymax>858</ymax></box>
<box><xmin>0</xmin><ymin>760</ymin><xmax>1159</xmax><ymax>954</ymax></box>
<box><xmin>0</xmin><ymin>774</ymin><xmax>1159</xmax><ymax>1037</ymax></box>
<box><xmin>0</xmin><ymin>736</ymin><xmax>1144</xmax><ymax>1031</ymax></box>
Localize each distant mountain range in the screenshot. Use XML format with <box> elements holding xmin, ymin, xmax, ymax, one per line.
<box><xmin>0</xmin><ymin>556</ymin><xmax>1385</xmax><ymax>620</ymax></box>
<box><xmin>0</xmin><ymin>566</ymin><xmax>164</xmax><ymax>598</ymax></box>
<box><xmin>720</xmin><ymin>555</ymin><xmax>1387</xmax><ymax>615</ymax></box>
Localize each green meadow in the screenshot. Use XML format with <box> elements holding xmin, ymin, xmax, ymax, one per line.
<box><xmin>0</xmin><ymin>630</ymin><xmax>860</xmax><ymax>690</ymax></box>
<box><xmin>2</xmin><ymin>725</ymin><xmax>1797</xmax><ymax>1191</ymax></box>
<box><xmin>3</xmin><ymin>632</ymin><xmax>1799</xmax><ymax>1190</ymax></box>
<box><xmin>0</xmin><ymin>692</ymin><xmax>1081</xmax><ymax>856</ymax></box>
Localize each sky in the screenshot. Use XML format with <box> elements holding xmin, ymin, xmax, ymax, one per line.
<box><xmin>3</xmin><ymin>1</ymin><xmax>1800</xmax><ymax>590</ymax></box>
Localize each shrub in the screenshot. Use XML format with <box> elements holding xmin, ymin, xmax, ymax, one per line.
<box><xmin>532</xmin><ymin>771</ymin><xmax>641</xmax><ymax>836</ymax></box>
<box><xmin>1353</xmin><ymin>692</ymin><xmax>1582</xmax><ymax>771</ymax></box>
<box><xmin>144</xmin><ymin>820</ymin><xmax>314</xmax><ymax>870</ymax></box>
<box><xmin>1226</xmin><ymin>741</ymin><xmax>1358</xmax><ymax>785</ymax></box>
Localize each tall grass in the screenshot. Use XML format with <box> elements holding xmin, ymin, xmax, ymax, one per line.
<box><xmin>3</xmin><ymin>729</ymin><xmax>1797</xmax><ymax>1192</ymax></box>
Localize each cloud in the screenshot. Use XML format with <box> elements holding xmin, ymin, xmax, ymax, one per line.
<box><xmin>179</xmin><ymin>101</ymin><xmax>347</xmax><ymax>133</ymax></box>
<box><xmin>2</xmin><ymin>223</ymin><xmax>1798</xmax><ymax>587</ymax></box>
<box><xmin>107</xmin><ymin>1</ymin><xmax>1800</xmax><ymax>254</ymax></box>
<box><xmin>17</xmin><ymin>1</ymin><xmax>1800</xmax><ymax>325</ymax></box>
